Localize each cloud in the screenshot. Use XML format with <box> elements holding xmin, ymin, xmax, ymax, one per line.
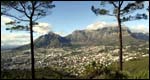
<box><xmin>129</xmin><ymin>25</ymin><xmax>149</xmax><ymax>33</ymax></box>
<box><xmin>86</xmin><ymin>21</ymin><xmax>149</xmax><ymax>33</ymax></box>
<box><xmin>55</xmin><ymin>32</ymin><xmax>64</xmax><ymax>36</ymax></box>
<box><xmin>1</xmin><ymin>16</ymin><xmax>14</xmax><ymax>23</ymax></box>
<box><xmin>33</xmin><ymin>22</ymin><xmax>52</xmax><ymax>35</ymax></box>
<box><xmin>86</xmin><ymin>21</ymin><xmax>118</xmax><ymax>30</ymax></box>
<box><xmin>54</xmin><ymin>31</ymin><xmax>69</xmax><ymax>37</ymax></box>
<box><xmin>1</xmin><ymin>33</ymin><xmax>30</xmax><ymax>46</ymax></box>
<box><xmin>146</xmin><ymin>12</ymin><xmax>149</xmax><ymax>16</ymax></box>
<box><xmin>1</xmin><ymin>16</ymin><xmax>14</xmax><ymax>26</ymax></box>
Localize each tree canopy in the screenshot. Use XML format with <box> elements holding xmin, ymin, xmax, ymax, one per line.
<box><xmin>1</xmin><ymin>1</ymin><xmax>55</xmax><ymax>31</ymax></box>
<box><xmin>91</xmin><ymin>1</ymin><xmax>148</xmax><ymax>22</ymax></box>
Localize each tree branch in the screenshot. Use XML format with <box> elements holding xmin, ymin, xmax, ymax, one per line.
<box><xmin>107</xmin><ymin>13</ymin><xmax>116</xmax><ymax>16</ymax></box>
<box><xmin>35</xmin><ymin>2</ymin><xmax>42</xmax><ymax>9</ymax></box>
<box><xmin>119</xmin><ymin>1</ymin><xmax>123</xmax><ymax>7</ymax></box>
<box><xmin>19</xmin><ymin>2</ymin><xmax>30</xmax><ymax>18</ymax></box>
<box><xmin>33</xmin><ymin>15</ymin><xmax>41</xmax><ymax>21</ymax></box>
<box><xmin>10</xmin><ymin>5</ymin><xmax>24</xmax><ymax>13</ymax></box>
<box><xmin>30</xmin><ymin>1</ymin><xmax>36</xmax><ymax>18</ymax></box>
<box><xmin>111</xmin><ymin>2</ymin><xmax>118</xmax><ymax>8</ymax></box>
<box><xmin>121</xmin><ymin>13</ymin><xmax>148</xmax><ymax>22</ymax></box>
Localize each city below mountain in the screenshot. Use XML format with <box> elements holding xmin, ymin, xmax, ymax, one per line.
<box><xmin>1</xmin><ymin>26</ymin><xmax>149</xmax><ymax>76</ymax></box>
<box><xmin>1</xmin><ymin>24</ymin><xmax>149</xmax><ymax>79</ymax></box>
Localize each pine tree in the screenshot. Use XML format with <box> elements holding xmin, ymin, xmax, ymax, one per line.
<box><xmin>91</xmin><ymin>1</ymin><xmax>148</xmax><ymax>71</ymax></box>
<box><xmin>1</xmin><ymin>1</ymin><xmax>55</xmax><ymax>79</ymax></box>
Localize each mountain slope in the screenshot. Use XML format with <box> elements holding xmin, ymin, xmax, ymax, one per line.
<box><xmin>34</xmin><ymin>32</ymin><xmax>71</xmax><ymax>48</ymax></box>
<box><xmin>66</xmin><ymin>26</ymin><xmax>148</xmax><ymax>46</ymax></box>
<box><xmin>131</xmin><ymin>32</ymin><xmax>149</xmax><ymax>41</ymax></box>
<box><xmin>15</xmin><ymin>32</ymin><xmax>71</xmax><ymax>50</ymax></box>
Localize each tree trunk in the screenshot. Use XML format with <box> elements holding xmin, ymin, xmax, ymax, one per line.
<box><xmin>117</xmin><ymin>7</ymin><xmax>123</xmax><ymax>71</ymax></box>
<box><xmin>30</xmin><ymin>19</ymin><xmax>35</xmax><ymax>79</ymax></box>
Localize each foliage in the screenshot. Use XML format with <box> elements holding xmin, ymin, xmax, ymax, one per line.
<box><xmin>1</xmin><ymin>1</ymin><xmax>55</xmax><ymax>31</ymax></box>
<box><xmin>124</xmin><ymin>57</ymin><xmax>149</xmax><ymax>79</ymax></box>
<box><xmin>81</xmin><ymin>56</ymin><xmax>149</xmax><ymax>79</ymax></box>
<box><xmin>81</xmin><ymin>61</ymin><xmax>128</xmax><ymax>79</ymax></box>
<box><xmin>99</xmin><ymin>9</ymin><xmax>109</xmax><ymax>15</ymax></box>
<box><xmin>92</xmin><ymin>1</ymin><xmax>148</xmax><ymax>22</ymax></box>
<box><xmin>1</xmin><ymin>1</ymin><xmax>55</xmax><ymax>79</ymax></box>
<box><xmin>110</xmin><ymin>57</ymin><xmax>149</xmax><ymax>79</ymax></box>
<box><xmin>1</xmin><ymin>67</ymin><xmax>78</xmax><ymax>79</ymax></box>
<box><xmin>1</xmin><ymin>69</ymin><xmax>32</xmax><ymax>79</ymax></box>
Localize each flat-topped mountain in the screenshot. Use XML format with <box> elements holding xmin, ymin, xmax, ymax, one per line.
<box><xmin>15</xmin><ymin>24</ymin><xmax>149</xmax><ymax>50</ymax></box>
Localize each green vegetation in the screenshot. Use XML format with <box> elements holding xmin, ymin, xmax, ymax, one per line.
<box><xmin>109</xmin><ymin>56</ymin><xmax>149</xmax><ymax>79</ymax></box>
<box><xmin>35</xmin><ymin>67</ymin><xmax>78</xmax><ymax>79</ymax></box>
<box><xmin>81</xmin><ymin>61</ymin><xmax>128</xmax><ymax>79</ymax></box>
<box><xmin>1</xmin><ymin>67</ymin><xmax>78</xmax><ymax>79</ymax></box>
<box><xmin>1</xmin><ymin>57</ymin><xmax>149</xmax><ymax>79</ymax></box>
<box><xmin>124</xmin><ymin>56</ymin><xmax>149</xmax><ymax>79</ymax></box>
<box><xmin>1</xmin><ymin>69</ymin><xmax>32</xmax><ymax>79</ymax></box>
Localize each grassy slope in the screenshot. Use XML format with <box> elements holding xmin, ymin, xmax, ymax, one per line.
<box><xmin>124</xmin><ymin>56</ymin><xmax>149</xmax><ymax>79</ymax></box>
<box><xmin>109</xmin><ymin>56</ymin><xmax>149</xmax><ymax>79</ymax></box>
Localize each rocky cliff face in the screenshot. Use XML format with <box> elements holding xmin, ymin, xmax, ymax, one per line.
<box><xmin>66</xmin><ymin>26</ymin><xmax>145</xmax><ymax>46</ymax></box>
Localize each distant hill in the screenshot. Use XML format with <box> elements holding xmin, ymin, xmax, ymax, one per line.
<box><xmin>1</xmin><ymin>45</ymin><xmax>19</xmax><ymax>51</ymax></box>
<box><xmin>131</xmin><ymin>32</ymin><xmax>149</xmax><ymax>41</ymax></box>
<box><xmin>15</xmin><ymin>32</ymin><xmax>71</xmax><ymax>50</ymax></box>
<box><xmin>34</xmin><ymin>32</ymin><xmax>71</xmax><ymax>48</ymax></box>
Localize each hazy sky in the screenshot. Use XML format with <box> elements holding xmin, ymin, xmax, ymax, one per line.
<box><xmin>1</xmin><ymin>1</ymin><xmax>149</xmax><ymax>47</ymax></box>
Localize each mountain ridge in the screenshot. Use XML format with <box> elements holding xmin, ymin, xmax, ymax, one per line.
<box><xmin>13</xmin><ymin>26</ymin><xmax>149</xmax><ymax>50</ymax></box>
